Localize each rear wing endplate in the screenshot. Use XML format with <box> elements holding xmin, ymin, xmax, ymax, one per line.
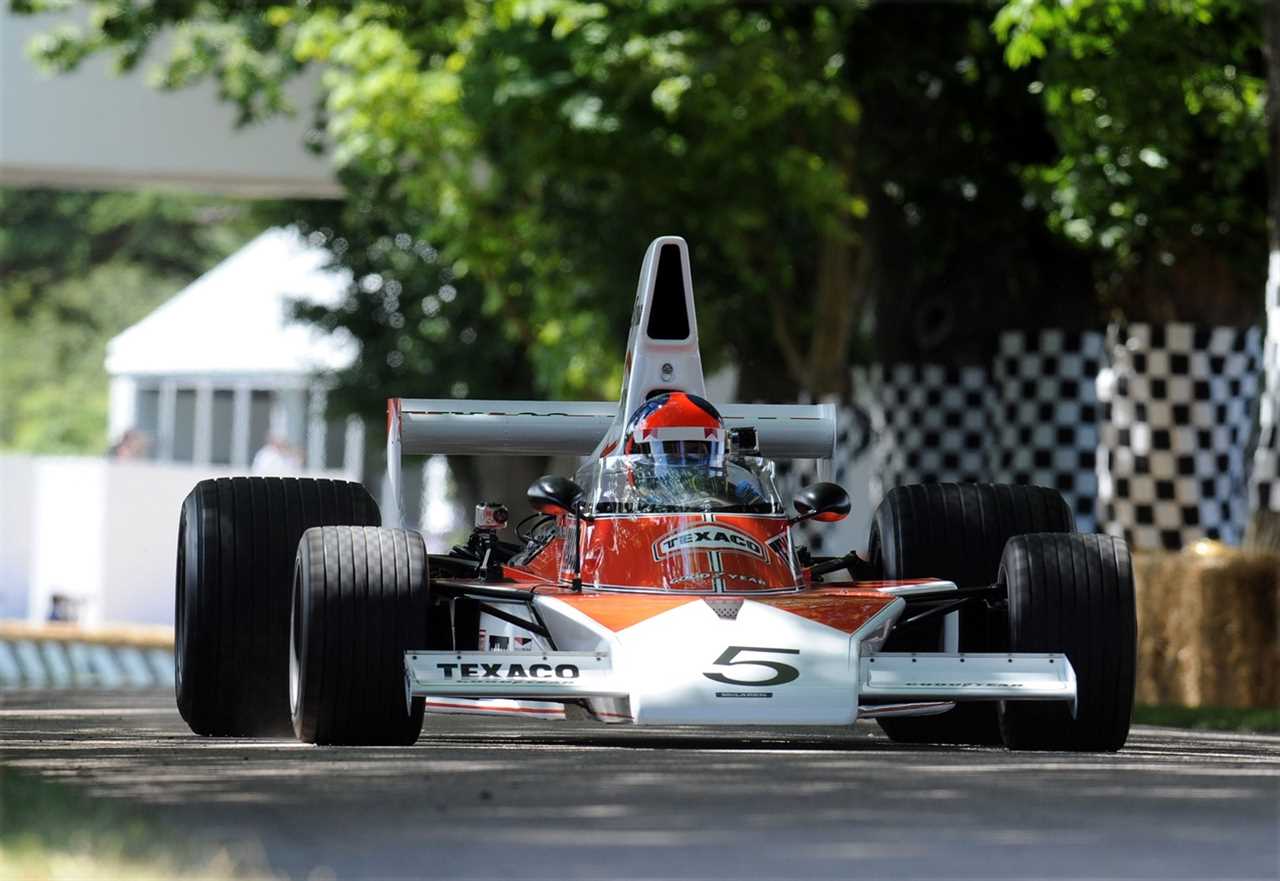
<box><xmin>385</xmin><ymin>398</ymin><xmax>837</xmax><ymax>528</ymax></box>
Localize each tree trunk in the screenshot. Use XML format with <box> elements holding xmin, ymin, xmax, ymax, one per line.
<box><xmin>1246</xmin><ymin>249</ymin><xmax>1280</xmax><ymax>551</ymax></box>
<box><xmin>761</xmin><ymin>229</ymin><xmax>870</xmax><ymax>401</ymax></box>
<box><xmin>1246</xmin><ymin>505</ymin><xmax>1280</xmax><ymax>550</ymax></box>
<box><xmin>805</xmin><ymin>230</ymin><xmax>870</xmax><ymax>399</ymax></box>
<box><xmin>1247</xmin><ymin>0</ymin><xmax>1280</xmax><ymax>552</ymax></box>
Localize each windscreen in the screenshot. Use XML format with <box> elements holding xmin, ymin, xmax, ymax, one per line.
<box><xmin>576</xmin><ymin>454</ymin><xmax>784</xmax><ymax>515</ymax></box>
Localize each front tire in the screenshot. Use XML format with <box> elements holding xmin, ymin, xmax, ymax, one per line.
<box><xmin>290</xmin><ymin>526</ymin><xmax>430</xmax><ymax>745</ymax></box>
<box><xmin>870</xmin><ymin>483</ymin><xmax>1076</xmax><ymax>746</ymax></box>
<box><xmin>176</xmin><ymin>477</ymin><xmax>380</xmax><ymax>737</ymax></box>
<box><xmin>998</xmin><ymin>533</ymin><xmax>1136</xmax><ymax>752</ymax></box>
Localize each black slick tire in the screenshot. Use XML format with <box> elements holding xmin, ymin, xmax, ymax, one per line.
<box><xmin>997</xmin><ymin>533</ymin><xmax>1136</xmax><ymax>752</ymax></box>
<box><xmin>175</xmin><ymin>477</ymin><xmax>380</xmax><ymax>737</ymax></box>
<box><xmin>290</xmin><ymin>526</ymin><xmax>430</xmax><ymax>746</ymax></box>
<box><xmin>869</xmin><ymin>483</ymin><xmax>1075</xmax><ymax>746</ymax></box>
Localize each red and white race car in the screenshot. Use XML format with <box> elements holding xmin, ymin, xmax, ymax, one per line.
<box><xmin>175</xmin><ymin>236</ymin><xmax>1136</xmax><ymax>751</ymax></box>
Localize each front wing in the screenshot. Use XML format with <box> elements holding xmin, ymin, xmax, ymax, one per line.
<box><xmin>404</xmin><ymin>591</ymin><xmax>1077</xmax><ymax>725</ymax></box>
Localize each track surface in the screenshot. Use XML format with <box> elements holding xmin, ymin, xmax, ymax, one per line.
<box><xmin>2</xmin><ymin>690</ymin><xmax>1278</xmax><ymax>880</ymax></box>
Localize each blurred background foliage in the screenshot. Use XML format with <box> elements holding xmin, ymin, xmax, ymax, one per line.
<box><xmin>0</xmin><ymin>189</ymin><xmax>256</xmax><ymax>452</ymax></box>
<box><xmin>996</xmin><ymin>0</ymin><xmax>1269</xmax><ymax>322</ymax></box>
<box><xmin>5</xmin><ymin>0</ymin><xmax>1272</xmax><ymax>442</ymax></box>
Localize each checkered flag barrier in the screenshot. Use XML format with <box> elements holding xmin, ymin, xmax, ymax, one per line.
<box><xmin>852</xmin><ymin>364</ymin><xmax>990</xmax><ymax>504</ymax></box>
<box><xmin>781</xmin><ymin>322</ymin><xmax>1265</xmax><ymax>556</ymax></box>
<box><xmin>1098</xmin><ymin>323</ymin><xmax>1264</xmax><ymax>549</ymax></box>
<box><xmin>1250</xmin><ymin>255</ymin><xmax>1279</xmax><ymax>513</ymax></box>
<box><xmin>850</xmin><ymin>342</ymin><xmax>1105</xmax><ymax>530</ymax></box>
<box><xmin>989</xmin><ymin>330</ymin><xmax>1105</xmax><ymax>532</ymax></box>
<box><xmin>777</xmin><ymin>365</ymin><xmax>994</xmax><ymax>556</ymax></box>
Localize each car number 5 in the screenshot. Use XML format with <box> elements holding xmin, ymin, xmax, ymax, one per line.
<box><xmin>702</xmin><ymin>645</ymin><xmax>800</xmax><ymax>687</ymax></box>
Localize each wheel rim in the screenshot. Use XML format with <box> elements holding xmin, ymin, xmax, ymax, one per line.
<box><xmin>288</xmin><ymin>568</ymin><xmax>302</xmax><ymax>719</ymax></box>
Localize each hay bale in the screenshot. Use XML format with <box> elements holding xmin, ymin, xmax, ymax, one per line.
<box><xmin>1133</xmin><ymin>546</ymin><xmax>1279</xmax><ymax>709</ymax></box>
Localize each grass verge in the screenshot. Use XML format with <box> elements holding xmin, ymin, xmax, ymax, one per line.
<box><xmin>1134</xmin><ymin>704</ymin><xmax>1280</xmax><ymax>733</ymax></box>
<box><xmin>0</xmin><ymin>767</ymin><xmax>276</xmax><ymax>880</ymax></box>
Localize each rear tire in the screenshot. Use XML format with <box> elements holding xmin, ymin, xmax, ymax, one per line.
<box><xmin>290</xmin><ymin>526</ymin><xmax>430</xmax><ymax>746</ymax></box>
<box><xmin>175</xmin><ymin>477</ymin><xmax>380</xmax><ymax>737</ymax></box>
<box><xmin>870</xmin><ymin>483</ymin><xmax>1075</xmax><ymax>746</ymax></box>
<box><xmin>998</xmin><ymin>533</ymin><xmax>1136</xmax><ymax>752</ymax></box>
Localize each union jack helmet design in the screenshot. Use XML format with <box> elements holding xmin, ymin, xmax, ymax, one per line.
<box><xmin>624</xmin><ymin>391</ymin><xmax>725</xmax><ymax>473</ymax></box>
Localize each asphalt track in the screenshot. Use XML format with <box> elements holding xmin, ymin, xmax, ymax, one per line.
<box><xmin>2</xmin><ymin>690</ymin><xmax>1278</xmax><ymax>881</ymax></box>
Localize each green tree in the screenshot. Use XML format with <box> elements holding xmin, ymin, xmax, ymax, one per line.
<box><xmin>0</xmin><ymin>187</ymin><xmax>253</xmax><ymax>452</ymax></box>
<box><xmin>994</xmin><ymin>0</ymin><xmax>1268</xmax><ymax>323</ymax></box>
<box><xmin>16</xmin><ymin>1</ymin><xmax>878</xmax><ymax>402</ymax></box>
<box><xmin>16</xmin><ymin>0</ymin><xmax>1105</xmax><ymax>396</ymax></box>
<box><xmin>223</xmin><ymin>1</ymin><xmax>1095</xmax><ymax>508</ymax></box>
<box><xmin>285</xmin><ymin>1</ymin><xmax>878</xmax><ymax>400</ymax></box>
<box><xmin>850</xmin><ymin>3</ymin><xmax>1098</xmax><ymax>364</ymax></box>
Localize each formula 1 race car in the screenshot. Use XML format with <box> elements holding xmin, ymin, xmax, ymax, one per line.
<box><xmin>175</xmin><ymin>236</ymin><xmax>1136</xmax><ymax>752</ymax></box>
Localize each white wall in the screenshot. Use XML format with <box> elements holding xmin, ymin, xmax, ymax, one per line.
<box><xmin>98</xmin><ymin>460</ymin><xmax>214</xmax><ymax>625</ymax></box>
<box><xmin>1</xmin><ymin>455</ymin><xmax>347</xmax><ymax>627</ymax></box>
<box><xmin>28</xmin><ymin>457</ymin><xmax>110</xmax><ymax>625</ymax></box>
<box><xmin>0</xmin><ymin>455</ymin><xmax>37</xmax><ymax>618</ymax></box>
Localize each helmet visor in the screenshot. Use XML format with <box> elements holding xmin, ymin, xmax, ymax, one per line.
<box><xmin>653</xmin><ymin>439</ymin><xmax>717</xmax><ymax>469</ymax></box>
<box><xmin>633</xmin><ymin>426</ymin><xmax>725</xmax><ymax>472</ymax></box>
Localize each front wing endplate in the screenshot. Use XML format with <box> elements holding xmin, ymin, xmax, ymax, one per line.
<box><xmin>859</xmin><ymin>652</ymin><xmax>1077</xmax><ymax>715</ymax></box>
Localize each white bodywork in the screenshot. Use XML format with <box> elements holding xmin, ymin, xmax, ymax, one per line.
<box><xmin>405</xmin><ymin>593</ymin><xmax>1077</xmax><ymax>726</ymax></box>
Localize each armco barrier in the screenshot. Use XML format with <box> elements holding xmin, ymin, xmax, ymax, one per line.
<box><xmin>0</xmin><ymin>620</ymin><xmax>558</xmax><ymax>720</ymax></box>
<box><xmin>0</xmin><ymin>621</ymin><xmax>174</xmax><ymax>689</ymax></box>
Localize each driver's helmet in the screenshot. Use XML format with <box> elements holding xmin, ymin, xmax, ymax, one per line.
<box><xmin>623</xmin><ymin>392</ymin><xmax>726</xmax><ymax>485</ymax></box>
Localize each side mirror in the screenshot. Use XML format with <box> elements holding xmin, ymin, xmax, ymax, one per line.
<box><xmin>527</xmin><ymin>475</ymin><xmax>584</xmax><ymax>517</ymax></box>
<box><xmin>791</xmin><ymin>482</ymin><xmax>851</xmax><ymax>524</ymax></box>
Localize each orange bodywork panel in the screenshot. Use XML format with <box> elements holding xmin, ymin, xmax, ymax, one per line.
<box><xmin>753</xmin><ymin>589</ymin><xmax>898</xmax><ymax>635</ymax></box>
<box><xmin>551</xmin><ymin>594</ymin><xmax>701</xmax><ymax>632</ymax></box>
<box><xmin>577</xmin><ymin>514</ymin><xmax>800</xmax><ymax>592</ymax></box>
<box><xmin>500</xmin><ymin>512</ymin><xmax>925</xmax><ymax>635</ymax></box>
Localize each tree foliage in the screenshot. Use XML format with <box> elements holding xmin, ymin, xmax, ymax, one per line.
<box><xmin>0</xmin><ymin>188</ymin><xmax>252</xmax><ymax>452</ymax></box>
<box><xmin>850</xmin><ymin>3</ymin><xmax>1098</xmax><ymax>363</ymax></box>
<box><xmin>17</xmin><ymin>1</ymin><xmax>1103</xmax><ymax>394</ymax></box>
<box><xmin>16</xmin><ymin>2</ymin><xmax>884</xmax><ymax>402</ymax></box>
<box><xmin>259</xmin><ymin>196</ymin><xmax>544</xmax><ymax>417</ymax></box>
<box><xmin>995</xmin><ymin>0</ymin><xmax>1268</xmax><ymax>322</ymax></box>
<box><xmin>13</xmin><ymin>0</ymin><xmax>1269</xmax><ymax>411</ymax></box>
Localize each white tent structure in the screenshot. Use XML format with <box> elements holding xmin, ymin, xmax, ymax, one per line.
<box><xmin>106</xmin><ymin>227</ymin><xmax>363</xmax><ymax>477</ymax></box>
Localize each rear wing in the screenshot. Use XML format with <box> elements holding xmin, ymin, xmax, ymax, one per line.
<box><xmin>385</xmin><ymin>398</ymin><xmax>837</xmax><ymax>528</ymax></box>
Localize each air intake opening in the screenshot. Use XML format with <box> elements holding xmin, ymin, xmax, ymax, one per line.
<box><xmin>646</xmin><ymin>244</ymin><xmax>691</xmax><ymax>340</ymax></box>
